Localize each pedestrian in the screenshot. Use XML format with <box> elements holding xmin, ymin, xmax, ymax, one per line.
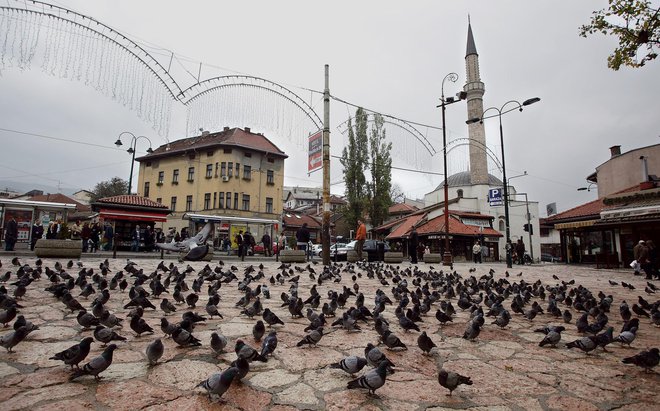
<box><xmin>632</xmin><ymin>240</ymin><xmax>646</xmax><ymax>275</ymax></box>
<box><xmin>131</xmin><ymin>225</ymin><xmax>142</xmax><ymax>252</ymax></box>
<box><xmin>296</xmin><ymin>223</ymin><xmax>310</xmax><ymax>259</ymax></box>
<box><xmin>277</xmin><ymin>232</ymin><xmax>286</xmax><ymax>262</ymax></box>
<box><xmin>408</xmin><ymin>227</ymin><xmax>419</xmax><ymax>264</ymax></box>
<box><xmin>30</xmin><ymin>220</ymin><xmax>44</xmax><ymax>251</ymax></box>
<box><xmin>90</xmin><ymin>222</ymin><xmax>100</xmax><ymax>253</ymax></box>
<box><xmin>235</xmin><ymin>230</ymin><xmax>244</xmax><ymax>258</ymax></box>
<box><xmin>180</xmin><ymin>227</ymin><xmax>189</xmax><ymax>240</ymax></box>
<box><xmin>70</xmin><ymin>220</ymin><xmax>82</xmax><ymax>241</ymax></box>
<box><xmin>645</xmin><ymin>240</ymin><xmax>658</xmax><ymax>279</ymax></box>
<box><xmin>261</xmin><ymin>232</ymin><xmax>272</xmax><ymax>257</ymax></box>
<box><xmin>144</xmin><ymin>226</ymin><xmax>155</xmax><ymax>252</ymax></box>
<box><xmin>516</xmin><ymin>239</ymin><xmax>526</xmax><ymax>265</ymax></box>
<box><xmin>472</xmin><ymin>240</ymin><xmax>482</xmax><ymax>264</ymax></box>
<box><xmin>46</xmin><ymin>221</ymin><xmax>58</xmax><ymax>239</ymax></box>
<box><xmin>223</xmin><ymin>236</ymin><xmax>231</xmax><ymax>255</ymax></box>
<box><xmin>4</xmin><ymin>216</ymin><xmax>18</xmax><ymax>251</ymax></box>
<box><xmin>355</xmin><ymin>219</ymin><xmax>367</xmax><ymax>261</ymax></box>
<box><xmin>81</xmin><ymin>222</ymin><xmax>91</xmax><ymax>252</ymax></box>
<box><xmin>103</xmin><ymin>223</ymin><xmax>114</xmax><ymax>251</ymax></box>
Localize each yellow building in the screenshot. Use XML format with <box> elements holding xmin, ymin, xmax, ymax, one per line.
<box><xmin>135</xmin><ymin>127</ymin><xmax>287</xmax><ymax>235</ymax></box>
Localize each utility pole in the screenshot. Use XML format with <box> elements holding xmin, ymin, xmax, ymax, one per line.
<box><xmin>321</xmin><ymin>65</ymin><xmax>331</xmax><ymax>265</ymax></box>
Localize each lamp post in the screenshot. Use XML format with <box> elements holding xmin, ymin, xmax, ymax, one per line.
<box><xmin>467</xmin><ymin>97</ymin><xmax>540</xmax><ymax>268</ymax></box>
<box><xmin>114</xmin><ymin>132</ymin><xmax>154</xmax><ymax>195</ymax></box>
<box><xmin>437</xmin><ymin>72</ymin><xmax>467</xmax><ymax>266</ymax></box>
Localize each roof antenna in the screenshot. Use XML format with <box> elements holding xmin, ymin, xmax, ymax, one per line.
<box><xmin>468</xmin><ymin>14</ymin><xmax>471</xmax><ymax>25</ymax></box>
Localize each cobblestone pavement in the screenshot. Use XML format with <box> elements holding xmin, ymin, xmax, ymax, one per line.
<box><xmin>0</xmin><ymin>256</ymin><xmax>658</xmax><ymax>410</ymax></box>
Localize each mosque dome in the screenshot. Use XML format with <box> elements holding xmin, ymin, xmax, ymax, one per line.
<box><xmin>433</xmin><ymin>171</ymin><xmax>503</xmax><ymax>190</ymax></box>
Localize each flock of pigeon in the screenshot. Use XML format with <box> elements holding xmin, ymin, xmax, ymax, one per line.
<box><xmin>0</xmin><ymin>255</ymin><xmax>658</xmax><ymax>405</ymax></box>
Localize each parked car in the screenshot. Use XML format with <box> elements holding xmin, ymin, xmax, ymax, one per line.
<box><xmin>311</xmin><ymin>244</ymin><xmax>323</xmax><ymax>257</ymax></box>
<box><xmin>541</xmin><ymin>253</ymin><xmax>560</xmax><ymax>263</ymax></box>
<box><xmin>253</xmin><ymin>242</ymin><xmax>279</xmax><ymax>255</ymax></box>
<box><xmin>330</xmin><ymin>240</ymin><xmax>390</xmax><ymax>261</ymax></box>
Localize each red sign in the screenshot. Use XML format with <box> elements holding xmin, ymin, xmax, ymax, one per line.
<box><xmin>308</xmin><ymin>131</ymin><xmax>322</xmax><ymax>173</ymax></box>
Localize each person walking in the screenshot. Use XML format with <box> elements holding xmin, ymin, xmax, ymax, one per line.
<box><xmin>645</xmin><ymin>240</ymin><xmax>658</xmax><ymax>279</ymax></box>
<box><xmin>408</xmin><ymin>227</ymin><xmax>419</xmax><ymax>264</ymax></box>
<box><xmin>472</xmin><ymin>240</ymin><xmax>482</xmax><ymax>264</ymax></box>
<box><xmin>103</xmin><ymin>223</ymin><xmax>114</xmax><ymax>251</ymax></box>
<box><xmin>236</xmin><ymin>230</ymin><xmax>244</xmax><ymax>259</ymax></box>
<box><xmin>90</xmin><ymin>222</ymin><xmax>100</xmax><ymax>253</ymax></box>
<box><xmin>516</xmin><ymin>239</ymin><xmax>526</xmax><ymax>265</ymax></box>
<box><xmin>355</xmin><ymin>219</ymin><xmax>367</xmax><ymax>261</ymax></box>
<box><xmin>261</xmin><ymin>232</ymin><xmax>272</xmax><ymax>257</ymax></box>
<box><xmin>131</xmin><ymin>225</ymin><xmax>141</xmax><ymax>252</ymax></box>
<box><xmin>296</xmin><ymin>223</ymin><xmax>310</xmax><ymax>260</ymax></box>
<box><xmin>4</xmin><ymin>216</ymin><xmax>18</xmax><ymax>251</ymax></box>
<box><xmin>81</xmin><ymin>222</ymin><xmax>91</xmax><ymax>252</ymax></box>
<box><xmin>632</xmin><ymin>240</ymin><xmax>646</xmax><ymax>275</ymax></box>
<box><xmin>276</xmin><ymin>232</ymin><xmax>286</xmax><ymax>262</ymax></box>
<box><xmin>144</xmin><ymin>226</ymin><xmax>155</xmax><ymax>252</ymax></box>
<box><xmin>30</xmin><ymin>220</ymin><xmax>44</xmax><ymax>251</ymax></box>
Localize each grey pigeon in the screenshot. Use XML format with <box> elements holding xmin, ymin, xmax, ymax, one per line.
<box><xmin>49</xmin><ymin>336</ymin><xmax>94</xmax><ymax>368</ymax></box>
<box><xmin>197</xmin><ymin>367</ymin><xmax>239</xmax><ymax>400</ymax></box>
<box><xmin>566</xmin><ymin>335</ymin><xmax>598</xmax><ymax>354</ymax></box>
<box><xmin>160</xmin><ymin>298</ymin><xmax>177</xmax><ymax>314</ymax></box>
<box><xmin>205</xmin><ymin>304</ymin><xmax>223</xmax><ymax>319</ymax></box>
<box><xmin>160</xmin><ymin>318</ymin><xmax>178</xmax><ymax>336</ymax></box>
<box><xmin>262</xmin><ymin>308</ymin><xmax>284</xmax><ymax>326</ymax></box>
<box><xmin>462</xmin><ymin>321</ymin><xmax>481</xmax><ymax>341</ymax></box>
<box><xmin>538</xmin><ymin>327</ymin><xmax>565</xmax><ymax>348</ymax></box>
<box><xmin>398</xmin><ymin>314</ymin><xmax>420</xmax><ymax>332</ymax></box>
<box><xmin>595</xmin><ymin>327</ymin><xmax>614</xmax><ymax>351</ymax></box>
<box><xmin>381</xmin><ymin>329</ymin><xmax>407</xmax><ymax>350</ymax></box>
<box><xmin>130</xmin><ymin>315</ymin><xmax>154</xmax><ymax>336</ymax></box>
<box><xmin>172</xmin><ymin>327</ymin><xmax>202</xmax><ymax>347</ymax></box>
<box><xmin>230</xmin><ymin>357</ymin><xmax>250</xmax><ymax>380</ymax></box>
<box><xmin>100</xmin><ymin>311</ymin><xmax>123</xmax><ymax>328</ymax></box>
<box><xmin>365</xmin><ymin>342</ymin><xmax>394</xmax><ymax>368</ymax></box>
<box><xmin>94</xmin><ymin>325</ymin><xmax>126</xmax><ymax>345</ymax></box>
<box><xmin>622</xmin><ymin>348</ymin><xmax>660</xmax><ymax>373</ymax></box>
<box><xmin>614</xmin><ymin>327</ymin><xmax>637</xmax><ymax>347</ymax></box>
<box><xmin>0</xmin><ymin>306</ymin><xmax>18</xmax><ymax>326</ymax></box>
<box><xmin>70</xmin><ymin>343</ymin><xmax>117</xmax><ymax>381</ymax></box>
<box><xmin>235</xmin><ymin>339</ymin><xmax>267</xmax><ymax>362</ymax></box>
<box><xmin>296</xmin><ymin>327</ymin><xmax>323</xmax><ymax>347</ymax></box>
<box><xmin>346</xmin><ymin>360</ymin><xmax>392</xmax><ymax>394</ymax></box>
<box><xmin>210</xmin><ymin>332</ymin><xmax>228</xmax><ymax>354</ymax></box>
<box><xmin>417</xmin><ymin>331</ymin><xmax>436</xmax><ymax>355</ymax></box>
<box><xmin>260</xmin><ymin>331</ymin><xmax>278</xmax><ymax>358</ymax></box>
<box><xmin>329</xmin><ymin>355</ymin><xmax>368</xmax><ymax>375</ymax></box>
<box><xmin>562</xmin><ymin>310</ymin><xmax>572</xmax><ymax>324</ymax></box>
<box><xmin>146</xmin><ymin>338</ymin><xmax>164</xmax><ymax>365</ymax></box>
<box><xmin>253</xmin><ymin>320</ymin><xmax>266</xmax><ymax>341</ymax></box>
<box><xmin>438</xmin><ymin>368</ymin><xmax>473</xmax><ymax>396</ymax></box>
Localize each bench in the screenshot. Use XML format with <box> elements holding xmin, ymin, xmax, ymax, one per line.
<box><xmin>279</xmin><ymin>249</ymin><xmax>307</xmax><ymax>263</ymax></box>
<box><xmin>384</xmin><ymin>251</ymin><xmax>404</xmax><ymax>264</ymax></box>
<box><xmin>34</xmin><ymin>239</ymin><xmax>82</xmax><ymax>259</ymax></box>
<box><xmin>423</xmin><ymin>253</ymin><xmax>442</xmax><ymax>263</ymax></box>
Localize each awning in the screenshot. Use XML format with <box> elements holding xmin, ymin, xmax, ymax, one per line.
<box><xmin>99</xmin><ymin>209</ymin><xmax>168</xmax><ymax>222</ymax></box>
<box><xmin>555</xmin><ymin>219</ymin><xmax>598</xmax><ymax>230</ymax></box>
<box><xmin>183</xmin><ymin>213</ymin><xmax>279</xmax><ymax>225</ymax></box>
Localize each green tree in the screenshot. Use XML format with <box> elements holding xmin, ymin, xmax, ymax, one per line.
<box><xmin>90</xmin><ymin>177</ymin><xmax>129</xmax><ymax>202</ymax></box>
<box><xmin>340</xmin><ymin>108</ymin><xmax>369</xmax><ymax>231</ymax></box>
<box><xmin>367</xmin><ymin>113</ymin><xmax>392</xmax><ymax>228</ymax></box>
<box><xmin>580</xmin><ymin>0</ymin><xmax>659</xmax><ymax>70</ymax></box>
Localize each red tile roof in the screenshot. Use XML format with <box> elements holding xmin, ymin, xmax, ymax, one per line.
<box><xmin>418</xmin><ymin>214</ymin><xmax>502</xmax><ymax>237</ymax></box>
<box><xmin>28</xmin><ymin>193</ymin><xmax>90</xmax><ymax>211</ymax></box>
<box><xmin>137</xmin><ymin>128</ymin><xmax>288</xmax><ymax>161</ymax></box>
<box><xmin>282</xmin><ymin>212</ymin><xmax>321</xmax><ymax>229</ymax></box>
<box><xmin>544</xmin><ymin>198</ymin><xmax>603</xmax><ymax>222</ymax></box>
<box><xmin>389</xmin><ymin>203</ymin><xmax>418</xmax><ymax>214</ymax></box>
<box><xmin>97</xmin><ymin>195</ymin><xmax>169</xmax><ymax>209</ymax></box>
<box><xmin>386</xmin><ymin>214</ymin><xmax>426</xmax><ymax>240</ymax></box>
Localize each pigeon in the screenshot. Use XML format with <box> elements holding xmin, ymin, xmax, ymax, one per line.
<box><xmin>566</xmin><ymin>336</ymin><xmax>598</xmax><ymax>354</ymax></box>
<box><xmin>260</xmin><ymin>331</ymin><xmax>278</xmax><ymax>358</ymax></box>
<box><xmin>160</xmin><ymin>299</ymin><xmax>177</xmax><ymax>314</ymax></box>
<box><xmin>0</xmin><ymin>306</ymin><xmax>18</xmax><ymax>326</ymax></box>
<box><xmin>594</xmin><ymin>327</ymin><xmax>614</xmax><ymax>351</ymax></box>
<box><xmin>417</xmin><ymin>331</ymin><xmax>436</xmax><ymax>355</ymax></box>
<box><xmin>186</xmin><ymin>293</ymin><xmax>199</xmax><ymax>308</ymax></box>
<box><xmin>381</xmin><ymin>329</ymin><xmax>407</xmax><ymax>350</ymax></box>
<box><xmin>253</xmin><ymin>320</ymin><xmax>266</xmax><ymax>341</ymax></box>
<box><xmin>205</xmin><ymin>304</ymin><xmax>223</xmax><ymax>319</ymax></box>
<box><xmin>0</xmin><ymin>325</ymin><xmax>31</xmax><ymax>352</ymax></box>
<box><xmin>70</xmin><ymin>343</ymin><xmax>117</xmax><ymax>381</ymax></box>
<box><xmin>146</xmin><ymin>338</ymin><xmax>164</xmax><ymax>365</ymax></box>
<box><xmin>435</xmin><ymin>309</ymin><xmax>453</xmax><ymax>324</ymax></box>
<box><xmin>160</xmin><ymin>318</ymin><xmax>178</xmax><ymax>336</ymax></box>
<box><xmin>538</xmin><ymin>327</ymin><xmax>565</xmax><ymax>348</ymax></box>
<box><xmin>614</xmin><ymin>327</ymin><xmax>637</xmax><ymax>347</ymax></box>
<box><xmin>365</xmin><ymin>343</ymin><xmax>394</xmax><ymax>368</ymax></box>
<box><xmin>172</xmin><ymin>327</ymin><xmax>202</xmax><ymax>347</ymax></box>
<box><xmin>329</xmin><ymin>355</ymin><xmax>368</xmax><ymax>375</ymax></box>
<box><xmin>622</xmin><ymin>348</ymin><xmax>660</xmax><ymax>373</ymax></box>
<box><xmin>210</xmin><ymin>332</ymin><xmax>228</xmax><ymax>355</ymax></box>
<box><xmin>398</xmin><ymin>315</ymin><xmax>420</xmax><ymax>332</ymax></box>
<box><xmin>230</xmin><ymin>357</ymin><xmax>250</xmax><ymax>380</ymax></box>
<box><xmin>100</xmin><ymin>311</ymin><xmax>123</xmax><ymax>329</ymax></box>
<box><xmin>438</xmin><ymin>368</ymin><xmax>473</xmax><ymax>396</ymax></box>
<box><xmin>462</xmin><ymin>321</ymin><xmax>481</xmax><ymax>341</ymax></box>
<box><xmin>12</xmin><ymin>315</ymin><xmax>38</xmax><ymax>333</ymax></box>
<box><xmin>235</xmin><ymin>339</ymin><xmax>267</xmax><ymax>362</ymax></box>
<box><xmin>93</xmin><ymin>326</ymin><xmax>127</xmax><ymax>345</ymax></box>
<box><xmin>346</xmin><ymin>360</ymin><xmax>392</xmax><ymax>395</ymax></box>
<box><xmin>296</xmin><ymin>327</ymin><xmax>324</xmax><ymax>347</ymax></box>
<box><xmin>492</xmin><ymin>311</ymin><xmax>511</xmax><ymax>329</ymax></box>
<box><xmin>130</xmin><ymin>315</ymin><xmax>154</xmax><ymax>336</ymax></box>
<box><xmin>562</xmin><ymin>310</ymin><xmax>572</xmax><ymax>324</ymax></box>
<box><xmin>262</xmin><ymin>308</ymin><xmax>284</xmax><ymax>326</ymax></box>
<box><xmin>49</xmin><ymin>337</ymin><xmax>94</xmax><ymax>368</ymax></box>
<box><xmin>197</xmin><ymin>367</ymin><xmax>239</xmax><ymax>400</ymax></box>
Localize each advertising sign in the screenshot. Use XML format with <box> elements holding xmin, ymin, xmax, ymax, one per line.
<box><xmin>308</xmin><ymin>131</ymin><xmax>322</xmax><ymax>173</ymax></box>
<box><xmin>488</xmin><ymin>188</ymin><xmax>503</xmax><ymax>206</ymax></box>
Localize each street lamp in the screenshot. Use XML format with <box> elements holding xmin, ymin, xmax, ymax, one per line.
<box><xmin>577</xmin><ymin>182</ymin><xmax>596</xmax><ymax>192</ymax></box>
<box><xmin>115</xmin><ymin>132</ymin><xmax>154</xmax><ymax>195</ymax></box>
<box><xmin>466</xmin><ymin>97</ymin><xmax>540</xmax><ymax>268</ymax></box>
<box><xmin>437</xmin><ymin>72</ymin><xmax>467</xmax><ymax>266</ymax></box>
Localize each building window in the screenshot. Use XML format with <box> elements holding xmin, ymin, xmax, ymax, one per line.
<box><xmin>158</xmin><ymin>171</ymin><xmax>164</xmax><ymax>184</ymax></box>
<box><xmin>220</xmin><ymin>162</ymin><xmax>226</xmax><ymax>177</ymax></box>
<box><xmin>188</xmin><ymin>153</ymin><xmax>196</xmax><ymax>160</ymax></box>
<box><xmin>218</xmin><ymin>192</ymin><xmax>224</xmax><ymax>209</ymax></box>
<box><xmin>267</xmin><ymin>170</ymin><xmax>274</xmax><ymax>185</ymax></box>
<box><xmin>227</xmin><ymin>162</ymin><xmax>233</xmax><ymax>177</ymax></box>
<box><xmin>213</xmin><ymin>192</ymin><xmax>217</xmax><ymax>209</ymax></box>
<box><xmin>234</xmin><ymin>193</ymin><xmax>239</xmax><ymax>209</ymax></box>
<box><xmin>186</xmin><ymin>195</ymin><xmax>193</xmax><ymax>211</ymax></box>
<box><xmin>207</xmin><ymin>150</ymin><xmax>214</xmax><ymax>157</ymax></box>
<box><xmin>187</xmin><ymin>167</ymin><xmax>195</xmax><ymax>181</ymax></box>
<box><xmin>267</xmin><ymin>157</ymin><xmax>274</xmax><ymax>163</ymax></box>
<box><xmin>457</xmin><ymin>189</ymin><xmax>464</xmax><ymax>198</ymax></box>
<box><xmin>171</xmin><ymin>196</ymin><xmax>177</xmax><ymax>211</ymax></box>
<box><xmin>498</xmin><ymin>219</ymin><xmax>505</xmax><ymax>231</ymax></box>
<box><xmin>266</xmin><ymin>197</ymin><xmax>273</xmax><ymax>213</ymax></box>
<box><xmin>235</xmin><ymin>163</ymin><xmax>240</xmax><ymax>179</ymax></box>
<box><xmin>204</xmin><ymin>193</ymin><xmax>211</xmax><ymax>210</ymax></box>
<box><xmin>243</xmin><ymin>165</ymin><xmax>251</xmax><ymax>180</ymax></box>
<box><xmin>144</xmin><ymin>182</ymin><xmax>150</xmax><ymax>197</ymax></box>
<box><xmin>224</xmin><ymin>148</ymin><xmax>232</xmax><ymax>154</ymax></box>
<box><xmin>244</xmin><ymin>152</ymin><xmax>252</xmax><ymax>158</ymax></box>
<box><xmin>172</xmin><ymin>169</ymin><xmax>179</xmax><ymax>183</ymax></box>
<box><xmin>206</xmin><ymin>164</ymin><xmax>213</xmax><ymax>178</ymax></box>
<box><xmin>156</xmin><ymin>197</ymin><xmax>162</xmax><ymax>204</ymax></box>
<box><xmin>242</xmin><ymin>194</ymin><xmax>250</xmax><ymax>211</ymax></box>
<box><xmin>226</xmin><ymin>192</ymin><xmax>231</xmax><ymax>209</ymax></box>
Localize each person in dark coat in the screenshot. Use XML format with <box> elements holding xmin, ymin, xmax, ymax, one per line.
<box><xmin>81</xmin><ymin>222</ymin><xmax>91</xmax><ymax>252</ymax></box>
<box><xmin>90</xmin><ymin>222</ymin><xmax>100</xmax><ymax>253</ymax></box>
<box><xmin>644</xmin><ymin>240</ymin><xmax>657</xmax><ymax>279</ymax></box>
<box><xmin>103</xmin><ymin>223</ymin><xmax>114</xmax><ymax>251</ymax></box>
<box><xmin>261</xmin><ymin>233</ymin><xmax>272</xmax><ymax>257</ymax></box>
<box><xmin>236</xmin><ymin>230</ymin><xmax>244</xmax><ymax>258</ymax></box>
<box><xmin>408</xmin><ymin>228</ymin><xmax>419</xmax><ymax>264</ymax></box>
<box><xmin>296</xmin><ymin>223</ymin><xmax>311</xmax><ymax>259</ymax></box>
<box><xmin>30</xmin><ymin>220</ymin><xmax>44</xmax><ymax>251</ymax></box>
<box><xmin>144</xmin><ymin>226</ymin><xmax>155</xmax><ymax>252</ymax></box>
<box><xmin>4</xmin><ymin>216</ymin><xmax>18</xmax><ymax>251</ymax></box>
<box><xmin>515</xmin><ymin>239</ymin><xmax>526</xmax><ymax>265</ymax></box>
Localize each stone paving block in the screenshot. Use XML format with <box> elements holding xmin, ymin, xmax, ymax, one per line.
<box><xmin>274</xmin><ymin>382</ymin><xmax>319</xmax><ymax>407</ymax></box>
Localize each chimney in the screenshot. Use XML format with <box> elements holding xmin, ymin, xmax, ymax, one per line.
<box><xmin>244</xmin><ymin>127</ymin><xmax>251</xmax><ymax>133</ymax></box>
<box><xmin>223</xmin><ymin>127</ymin><xmax>230</xmax><ymax>132</ymax></box>
<box><xmin>609</xmin><ymin>145</ymin><xmax>621</xmax><ymax>157</ymax></box>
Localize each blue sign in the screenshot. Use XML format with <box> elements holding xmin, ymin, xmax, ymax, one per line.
<box><xmin>488</xmin><ymin>188</ymin><xmax>503</xmax><ymax>206</ymax></box>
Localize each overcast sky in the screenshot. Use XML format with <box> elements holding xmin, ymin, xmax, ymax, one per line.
<box><xmin>0</xmin><ymin>0</ymin><xmax>658</xmax><ymax>216</ymax></box>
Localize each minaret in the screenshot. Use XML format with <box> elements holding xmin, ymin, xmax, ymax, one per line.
<box><xmin>464</xmin><ymin>20</ymin><xmax>489</xmax><ymax>185</ymax></box>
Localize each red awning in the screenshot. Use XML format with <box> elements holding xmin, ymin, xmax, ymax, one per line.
<box><xmin>99</xmin><ymin>208</ymin><xmax>168</xmax><ymax>222</ymax></box>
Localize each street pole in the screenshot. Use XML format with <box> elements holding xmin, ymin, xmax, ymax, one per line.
<box><xmin>321</xmin><ymin>65</ymin><xmax>331</xmax><ymax>266</ymax></box>
<box><xmin>115</xmin><ymin>132</ymin><xmax>154</xmax><ymax>196</ymax></box>
<box><xmin>127</xmin><ymin>144</ymin><xmax>137</xmax><ymax>195</ymax></box>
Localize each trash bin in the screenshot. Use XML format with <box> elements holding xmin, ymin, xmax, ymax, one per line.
<box><xmin>377</xmin><ymin>241</ymin><xmax>385</xmax><ymax>261</ymax></box>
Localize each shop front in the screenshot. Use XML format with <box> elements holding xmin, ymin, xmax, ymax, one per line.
<box><xmin>0</xmin><ymin>198</ymin><xmax>77</xmax><ymax>248</ymax></box>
